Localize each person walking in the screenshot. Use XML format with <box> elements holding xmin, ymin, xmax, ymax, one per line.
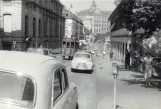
<box><xmin>110</xmin><ymin>50</ymin><xmax>113</xmax><ymax>61</ymax></box>
<box><xmin>142</xmin><ymin>52</ymin><xmax>153</xmax><ymax>87</ymax></box>
<box><xmin>125</xmin><ymin>49</ymin><xmax>130</xmax><ymax>69</ymax></box>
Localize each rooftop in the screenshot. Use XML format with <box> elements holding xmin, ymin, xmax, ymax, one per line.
<box><xmin>78</xmin><ymin>0</ymin><xmax>111</xmax><ymax>16</ymax></box>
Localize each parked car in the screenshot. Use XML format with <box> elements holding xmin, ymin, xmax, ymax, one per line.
<box><xmin>0</xmin><ymin>50</ymin><xmax>78</xmax><ymax>109</ymax></box>
<box><xmin>27</xmin><ymin>48</ymin><xmax>56</xmax><ymax>58</ymax></box>
<box><xmin>71</xmin><ymin>51</ymin><xmax>94</xmax><ymax>73</ymax></box>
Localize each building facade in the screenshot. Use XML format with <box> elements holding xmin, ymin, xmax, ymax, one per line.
<box><xmin>109</xmin><ymin>0</ymin><xmax>144</xmax><ymax>63</ymax></box>
<box><xmin>63</xmin><ymin>8</ymin><xmax>84</xmax><ymax>40</ymax></box>
<box><xmin>0</xmin><ymin>0</ymin><xmax>65</xmax><ymax>51</ymax></box>
<box><xmin>78</xmin><ymin>0</ymin><xmax>111</xmax><ymax>34</ymax></box>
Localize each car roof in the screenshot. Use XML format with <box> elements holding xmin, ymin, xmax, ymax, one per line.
<box><xmin>0</xmin><ymin>50</ymin><xmax>62</xmax><ymax>79</ymax></box>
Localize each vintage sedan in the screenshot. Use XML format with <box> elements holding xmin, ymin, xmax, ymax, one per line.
<box><xmin>0</xmin><ymin>50</ymin><xmax>78</xmax><ymax>109</ymax></box>
<box><xmin>71</xmin><ymin>51</ymin><xmax>94</xmax><ymax>72</ymax></box>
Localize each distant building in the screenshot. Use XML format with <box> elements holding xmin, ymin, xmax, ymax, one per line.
<box><xmin>63</xmin><ymin>8</ymin><xmax>84</xmax><ymax>40</ymax></box>
<box><xmin>0</xmin><ymin>0</ymin><xmax>65</xmax><ymax>51</ymax></box>
<box><xmin>78</xmin><ymin>0</ymin><xmax>111</xmax><ymax>34</ymax></box>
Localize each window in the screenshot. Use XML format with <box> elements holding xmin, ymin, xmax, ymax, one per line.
<box><xmin>25</xmin><ymin>16</ymin><xmax>29</xmax><ymax>37</ymax></box>
<box><xmin>3</xmin><ymin>14</ymin><xmax>12</xmax><ymax>33</ymax></box>
<box><xmin>75</xmin><ymin>53</ymin><xmax>91</xmax><ymax>59</ymax></box>
<box><xmin>53</xmin><ymin>70</ymin><xmax>62</xmax><ymax>101</ymax></box>
<box><xmin>38</xmin><ymin>19</ymin><xmax>41</xmax><ymax>37</ymax></box>
<box><xmin>67</xmin><ymin>42</ymin><xmax>70</xmax><ymax>48</ymax></box>
<box><xmin>0</xmin><ymin>71</ymin><xmax>35</xmax><ymax>107</ymax></box>
<box><xmin>62</xmin><ymin>68</ymin><xmax>69</xmax><ymax>90</ymax></box>
<box><xmin>71</xmin><ymin>42</ymin><xmax>74</xmax><ymax>48</ymax></box>
<box><xmin>63</xmin><ymin>41</ymin><xmax>66</xmax><ymax>46</ymax></box>
<box><xmin>43</xmin><ymin>50</ymin><xmax>49</xmax><ymax>55</ymax></box>
<box><xmin>33</xmin><ymin>18</ymin><xmax>36</xmax><ymax>37</ymax></box>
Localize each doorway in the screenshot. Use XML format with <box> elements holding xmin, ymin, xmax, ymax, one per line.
<box><xmin>2</xmin><ymin>42</ymin><xmax>12</xmax><ymax>50</ymax></box>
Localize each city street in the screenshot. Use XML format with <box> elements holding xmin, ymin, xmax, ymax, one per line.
<box><xmin>57</xmin><ymin>53</ymin><xmax>161</xmax><ymax>109</ymax></box>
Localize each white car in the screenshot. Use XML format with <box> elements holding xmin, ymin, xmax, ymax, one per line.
<box><xmin>71</xmin><ymin>51</ymin><xmax>94</xmax><ymax>72</ymax></box>
<box><xmin>0</xmin><ymin>50</ymin><xmax>78</xmax><ymax>109</ymax></box>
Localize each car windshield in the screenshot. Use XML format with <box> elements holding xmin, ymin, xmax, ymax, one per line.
<box><xmin>0</xmin><ymin>71</ymin><xmax>35</xmax><ymax>107</ymax></box>
<box><xmin>75</xmin><ymin>53</ymin><xmax>91</xmax><ymax>59</ymax></box>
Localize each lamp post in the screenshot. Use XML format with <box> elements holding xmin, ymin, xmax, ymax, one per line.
<box><xmin>112</xmin><ymin>63</ymin><xmax>119</xmax><ymax>109</ymax></box>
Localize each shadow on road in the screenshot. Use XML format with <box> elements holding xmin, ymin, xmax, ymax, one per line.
<box><xmin>131</xmin><ymin>74</ymin><xmax>144</xmax><ymax>79</ymax></box>
<box><xmin>120</xmin><ymin>78</ymin><xmax>145</xmax><ymax>85</ymax></box>
<box><xmin>120</xmin><ymin>73</ymin><xmax>161</xmax><ymax>90</ymax></box>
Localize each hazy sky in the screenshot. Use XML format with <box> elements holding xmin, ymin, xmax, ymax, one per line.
<box><xmin>60</xmin><ymin>0</ymin><xmax>116</xmax><ymax>12</ymax></box>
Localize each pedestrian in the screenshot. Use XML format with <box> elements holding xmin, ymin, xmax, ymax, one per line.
<box><xmin>110</xmin><ymin>50</ymin><xmax>113</xmax><ymax>61</ymax></box>
<box><xmin>125</xmin><ymin>49</ymin><xmax>130</xmax><ymax>69</ymax></box>
<box><xmin>142</xmin><ymin>52</ymin><xmax>153</xmax><ymax>87</ymax></box>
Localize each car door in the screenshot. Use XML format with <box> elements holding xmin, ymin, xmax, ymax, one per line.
<box><xmin>51</xmin><ymin>68</ymin><xmax>67</xmax><ymax>109</ymax></box>
<box><xmin>61</xmin><ymin>67</ymin><xmax>77</xmax><ymax>109</ymax></box>
<box><xmin>52</xmin><ymin>68</ymin><xmax>71</xmax><ymax>109</ymax></box>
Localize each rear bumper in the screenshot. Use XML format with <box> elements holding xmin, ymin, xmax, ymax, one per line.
<box><xmin>71</xmin><ymin>66</ymin><xmax>93</xmax><ymax>71</ymax></box>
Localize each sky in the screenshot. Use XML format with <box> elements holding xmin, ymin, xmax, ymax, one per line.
<box><xmin>60</xmin><ymin>0</ymin><xmax>116</xmax><ymax>12</ymax></box>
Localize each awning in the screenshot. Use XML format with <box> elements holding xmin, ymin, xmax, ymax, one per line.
<box><xmin>111</xmin><ymin>28</ymin><xmax>129</xmax><ymax>37</ymax></box>
<box><xmin>111</xmin><ymin>28</ymin><xmax>145</xmax><ymax>37</ymax></box>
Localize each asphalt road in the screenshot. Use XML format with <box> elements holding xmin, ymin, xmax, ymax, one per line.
<box><xmin>60</xmin><ymin>58</ymin><xmax>96</xmax><ymax>109</ymax></box>
<box><xmin>58</xmin><ymin>53</ymin><xmax>161</xmax><ymax>109</ymax></box>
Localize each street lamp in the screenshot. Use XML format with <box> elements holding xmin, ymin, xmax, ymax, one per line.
<box><xmin>112</xmin><ymin>63</ymin><xmax>119</xmax><ymax>109</ymax></box>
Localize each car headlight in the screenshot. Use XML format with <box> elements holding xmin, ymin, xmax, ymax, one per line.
<box><xmin>72</xmin><ymin>61</ymin><xmax>77</xmax><ymax>67</ymax></box>
<box><xmin>87</xmin><ymin>62</ymin><xmax>92</xmax><ymax>68</ymax></box>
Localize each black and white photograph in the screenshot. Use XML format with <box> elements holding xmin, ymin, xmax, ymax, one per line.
<box><xmin>0</xmin><ymin>0</ymin><xmax>161</xmax><ymax>109</ymax></box>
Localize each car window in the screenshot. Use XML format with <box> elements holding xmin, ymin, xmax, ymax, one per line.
<box><xmin>62</xmin><ymin>68</ymin><xmax>69</xmax><ymax>90</ymax></box>
<box><xmin>0</xmin><ymin>71</ymin><xmax>35</xmax><ymax>107</ymax></box>
<box><xmin>43</xmin><ymin>50</ymin><xmax>49</xmax><ymax>55</ymax></box>
<box><xmin>75</xmin><ymin>53</ymin><xmax>91</xmax><ymax>59</ymax></box>
<box><xmin>53</xmin><ymin>70</ymin><xmax>62</xmax><ymax>102</ymax></box>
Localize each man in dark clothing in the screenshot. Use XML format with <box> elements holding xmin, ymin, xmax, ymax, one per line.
<box><xmin>110</xmin><ymin>50</ymin><xmax>114</xmax><ymax>61</ymax></box>
<box><xmin>125</xmin><ymin>49</ymin><xmax>130</xmax><ymax>69</ymax></box>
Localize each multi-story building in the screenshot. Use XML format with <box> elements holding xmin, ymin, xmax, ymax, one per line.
<box><xmin>78</xmin><ymin>0</ymin><xmax>111</xmax><ymax>34</ymax></box>
<box><xmin>63</xmin><ymin>8</ymin><xmax>84</xmax><ymax>40</ymax></box>
<box><xmin>0</xmin><ymin>0</ymin><xmax>65</xmax><ymax>51</ymax></box>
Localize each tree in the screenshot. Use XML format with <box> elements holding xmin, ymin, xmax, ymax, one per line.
<box><xmin>120</xmin><ymin>0</ymin><xmax>161</xmax><ymax>39</ymax></box>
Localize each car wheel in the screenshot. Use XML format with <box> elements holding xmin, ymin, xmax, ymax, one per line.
<box><xmin>76</xmin><ymin>102</ymin><xmax>79</xmax><ymax>109</ymax></box>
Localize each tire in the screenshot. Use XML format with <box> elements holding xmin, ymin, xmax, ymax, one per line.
<box><xmin>76</xmin><ymin>102</ymin><xmax>79</xmax><ymax>109</ymax></box>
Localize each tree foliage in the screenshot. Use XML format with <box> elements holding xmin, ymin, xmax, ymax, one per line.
<box><xmin>120</xmin><ymin>0</ymin><xmax>161</xmax><ymax>38</ymax></box>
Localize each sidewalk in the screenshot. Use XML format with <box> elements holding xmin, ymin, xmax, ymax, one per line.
<box><xmin>96</xmin><ymin>54</ymin><xmax>161</xmax><ymax>109</ymax></box>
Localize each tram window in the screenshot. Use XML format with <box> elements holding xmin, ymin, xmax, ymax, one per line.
<box><xmin>67</xmin><ymin>42</ymin><xmax>70</xmax><ymax>48</ymax></box>
<box><xmin>63</xmin><ymin>41</ymin><xmax>66</xmax><ymax>46</ymax></box>
<box><xmin>71</xmin><ymin>42</ymin><xmax>74</xmax><ymax>48</ymax></box>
